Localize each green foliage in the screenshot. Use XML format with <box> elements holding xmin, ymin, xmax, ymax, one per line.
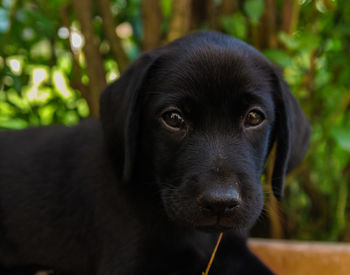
<box><xmin>332</xmin><ymin>129</ymin><xmax>350</xmax><ymax>153</ymax></box>
<box><xmin>243</xmin><ymin>0</ymin><xmax>264</xmax><ymax>25</ymax></box>
<box><xmin>271</xmin><ymin>0</ymin><xmax>350</xmax><ymax>241</ymax></box>
<box><xmin>221</xmin><ymin>13</ymin><xmax>247</xmax><ymax>40</ymax></box>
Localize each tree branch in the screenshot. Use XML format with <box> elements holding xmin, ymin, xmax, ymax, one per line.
<box><xmin>190</xmin><ymin>0</ymin><xmax>206</xmax><ymax>30</ymax></box>
<box><xmin>220</xmin><ymin>0</ymin><xmax>237</xmax><ymax>17</ymax></box>
<box><xmin>142</xmin><ymin>0</ymin><xmax>162</xmax><ymax>50</ymax></box>
<box><xmin>264</xmin><ymin>0</ymin><xmax>277</xmax><ymax>48</ymax></box>
<box><xmin>265</xmin><ymin>144</ymin><xmax>284</xmax><ymax>239</ymax></box>
<box><xmin>59</xmin><ymin>4</ymin><xmax>90</xmax><ymax>109</ymax></box>
<box><xmin>206</xmin><ymin>0</ymin><xmax>219</xmax><ymax>30</ymax></box>
<box><xmin>72</xmin><ymin>0</ymin><xmax>106</xmax><ymax>117</ymax></box>
<box><xmin>167</xmin><ymin>0</ymin><xmax>192</xmax><ymax>42</ymax></box>
<box><xmin>257</xmin><ymin>0</ymin><xmax>277</xmax><ymax>49</ymax></box>
<box><xmin>281</xmin><ymin>0</ymin><xmax>300</xmax><ymax>34</ymax></box>
<box><xmin>97</xmin><ymin>0</ymin><xmax>130</xmax><ymax>73</ymax></box>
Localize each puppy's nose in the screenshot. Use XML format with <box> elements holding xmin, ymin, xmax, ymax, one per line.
<box><xmin>199</xmin><ymin>187</ymin><xmax>241</xmax><ymax>215</ymax></box>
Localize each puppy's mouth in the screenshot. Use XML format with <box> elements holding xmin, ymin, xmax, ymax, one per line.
<box><xmin>196</xmin><ymin>224</ymin><xmax>232</xmax><ymax>232</ymax></box>
<box><xmin>194</xmin><ymin>216</ymin><xmax>237</xmax><ymax>232</ymax></box>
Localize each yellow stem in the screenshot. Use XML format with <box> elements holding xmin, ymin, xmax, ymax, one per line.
<box><xmin>203</xmin><ymin>232</ymin><xmax>223</xmax><ymax>275</ymax></box>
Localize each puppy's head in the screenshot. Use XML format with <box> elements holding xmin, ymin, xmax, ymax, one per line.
<box><xmin>100</xmin><ymin>32</ymin><xmax>310</xmax><ymax>232</ymax></box>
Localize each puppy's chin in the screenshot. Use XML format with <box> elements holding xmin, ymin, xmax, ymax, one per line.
<box><xmin>195</xmin><ymin>225</ymin><xmax>235</xmax><ymax>233</ymax></box>
<box><xmin>194</xmin><ymin>219</ymin><xmax>240</xmax><ymax>233</ymax></box>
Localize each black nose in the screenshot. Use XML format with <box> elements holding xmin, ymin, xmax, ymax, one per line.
<box><xmin>199</xmin><ymin>187</ymin><xmax>241</xmax><ymax>215</ymax></box>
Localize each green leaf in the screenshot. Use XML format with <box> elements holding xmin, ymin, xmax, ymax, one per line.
<box><xmin>244</xmin><ymin>0</ymin><xmax>264</xmax><ymax>25</ymax></box>
<box><xmin>298</xmin><ymin>32</ymin><xmax>321</xmax><ymax>52</ymax></box>
<box><xmin>220</xmin><ymin>13</ymin><xmax>247</xmax><ymax>40</ymax></box>
<box><xmin>0</xmin><ymin>117</ymin><xmax>28</xmax><ymax>129</ymax></box>
<box><xmin>332</xmin><ymin>128</ymin><xmax>350</xmax><ymax>152</ymax></box>
<box><xmin>278</xmin><ymin>32</ymin><xmax>300</xmax><ymax>50</ymax></box>
<box><xmin>263</xmin><ymin>49</ymin><xmax>293</xmax><ymax>67</ymax></box>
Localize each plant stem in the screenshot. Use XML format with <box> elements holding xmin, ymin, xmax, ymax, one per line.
<box><xmin>203</xmin><ymin>232</ymin><xmax>223</xmax><ymax>275</ymax></box>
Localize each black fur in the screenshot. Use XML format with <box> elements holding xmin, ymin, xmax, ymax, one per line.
<box><xmin>0</xmin><ymin>32</ymin><xmax>310</xmax><ymax>275</ymax></box>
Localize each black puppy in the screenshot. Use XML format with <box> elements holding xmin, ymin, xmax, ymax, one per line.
<box><xmin>0</xmin><ymin>32</ymin><xmax>310</xmax><ymax>275</ymax></box>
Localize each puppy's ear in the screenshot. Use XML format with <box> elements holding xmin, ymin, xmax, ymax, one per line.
<box><xmin>271</xmin><ymin>68</ymin><xmax>311</xmax><ymax>200</ymax></box>
<box><xmin>100</xmin><ymin>52</ymin><xmax>159</xmax><ymax>183</ymax></box>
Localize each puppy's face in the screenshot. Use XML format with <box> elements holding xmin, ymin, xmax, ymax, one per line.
<box><xmin>140</xmin><ymin>50</ymin><xmax>275</xmax><ymax>232</ymax></box>
<box><xmin>100</xmin><ymin>32</ymin><xmax>310</xmax><ymax>233</ymax></box>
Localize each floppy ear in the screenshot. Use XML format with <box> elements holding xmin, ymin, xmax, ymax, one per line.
<box><xmin>100</xmin><ymin>52</ymin><xmax>159</xmax><ymax>183</ymax></box>
<box><xmin>271</xmin><ymin>68</ymin><xmax>311</xmax><ymax>200</ymax></box>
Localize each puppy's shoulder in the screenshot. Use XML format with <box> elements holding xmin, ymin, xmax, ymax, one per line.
<box><xmin>0</xmin><ymin>118</ymin><xmax>105</xmax><ymax>168</ymax></box>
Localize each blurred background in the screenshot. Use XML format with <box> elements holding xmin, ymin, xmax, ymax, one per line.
<box><xmin>0</xmin><ymin>0</ymin><xmax>349</xmax><ymax>242</ymax></box>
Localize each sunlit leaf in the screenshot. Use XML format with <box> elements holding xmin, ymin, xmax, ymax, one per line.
<box><xmin>332</xmin><ymin>128</ymin><xmax>350</xmax><ymax>153</ymax></box>
<box><xmin>0</xmin><ymin>117</ymin><xmax>28</xmax><ymax>129</ymax></box>
<box><xmin>278</xmin><ymin>32</ymin><xmax>300</xmax><ymax>50</ymax></box>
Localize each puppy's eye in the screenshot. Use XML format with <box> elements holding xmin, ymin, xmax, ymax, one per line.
<box><xmin>162</xmin><ymin>111</ymin><xmax>185</xmax><ymax>130</ymax></box>
<box><xmin>245</xmin><ymin>110</ymin><xmax>265</xmax><ymax>127</ymax></box>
